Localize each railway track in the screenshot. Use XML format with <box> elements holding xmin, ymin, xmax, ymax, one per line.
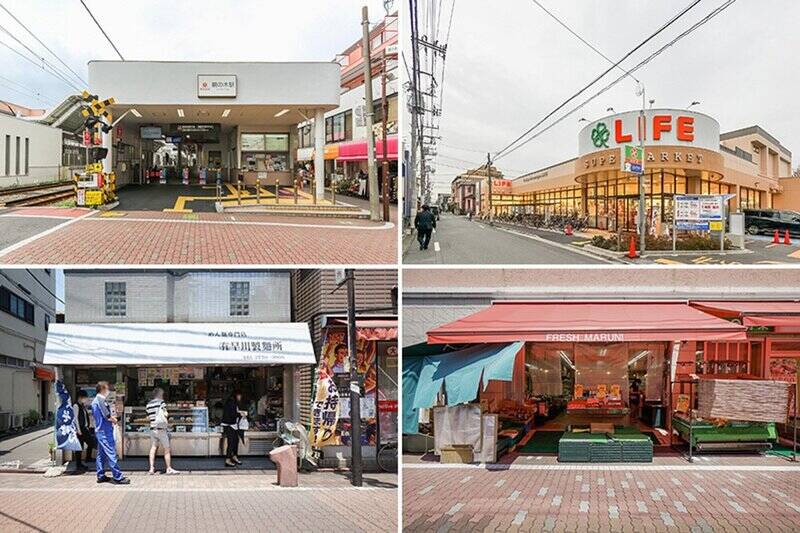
<box><xmin>0</xmin><ymin>182</ymin><xmax>74</xmax><ymax>207</ymax></box>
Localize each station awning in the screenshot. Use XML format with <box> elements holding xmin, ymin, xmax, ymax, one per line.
<box><xmin>403</xmin><ymin>342</ymin><xmax>523</xmax><ymax>434</ymax></box>
<box><xmin>691</xmin><ymin>301</ymin><xmax>800</xmax><ymax>328</ymax></box>
<box><xmin>337</xmin><ymin>136</ymin><xmax>398</xmax><ymax>161</ymax></box>
<box><xmin>427</xmin><ymin>302</ymin><xmax>748</xmax><ymax>344</ymax></box>
<box><xmin>43</xmin><ymin>323</ymin><xmax>316</xmax><ymax>366</ymax></box>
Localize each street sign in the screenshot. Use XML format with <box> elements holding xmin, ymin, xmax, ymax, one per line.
<box><xmin>622</xmin><ymin>145</ymin><xmax>643</xmax><ymax>174</ymax></box>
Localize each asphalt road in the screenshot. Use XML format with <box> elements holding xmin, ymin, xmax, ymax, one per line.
<box><xmin>403</xmin><ymin>213</ymin><xmax>609</xmax><ymax>264</ymax></box>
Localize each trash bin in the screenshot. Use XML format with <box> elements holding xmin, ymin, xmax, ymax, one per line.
<box><xmin>269</xmin><ymin>444</ymin><xmax>298</xmax><ymax>487</ymax></box>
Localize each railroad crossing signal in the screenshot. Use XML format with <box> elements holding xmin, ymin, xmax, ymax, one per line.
<box><xmin>80</xmin><ymin>90</ymin><xmax>114</xmax><ymax>133</ymax></box>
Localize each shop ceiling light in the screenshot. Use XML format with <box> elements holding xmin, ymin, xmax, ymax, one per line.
<box><xmin>177</xmin><ymin>109</ymin><xmax>185</xmax><ymax>117</ymax></box>
<box><xmin>222</xmin><ymin>109</ymin><xmax>231</xmax><ymax>117</ymax></box>
<box><xmin>274</xmin><ymin>108</ymin><xmax>290</xmax><ymax>118</ymax></box>
<box><xmin>627</xmin><ymin>350</ymin><xmax>650</xmax><ymax>366</ymax></box>
<box><xmin>130</xmin><ymin>108</ymin><xmax>142</xmax><ymax>118</ymax></box>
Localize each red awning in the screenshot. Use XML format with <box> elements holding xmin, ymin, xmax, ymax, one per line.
<box><xmin>427</xmin><ymin>301</ymin><xmax>748</xmax><ymax>344</ymax></box>
<box><xmin>34</xmin><ymin>367</ymin><xmax>55</xmax><ymax>381</ymax></box>
<box><xmin>691</xmin><ymin>301</ymin><xmax>800</xmax><ymax>328</ymax></box>
<box><xmin>337</xmin><ymin>137</ymin><xmax>398</xmax><ymax>162</ymax></box>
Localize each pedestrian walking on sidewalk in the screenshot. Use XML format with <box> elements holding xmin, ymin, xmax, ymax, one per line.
<box><xmin>92</xmin><ymin>381</ymin><xmax>129</xmax><ymax>485</ymax></box>
<box><xmin>72</xmin><ymin>390</ymin><xmax>96</xmax><ymax>473</ymax></box>
<box><xmin>414</xmin><ymin>205</ymin><xmax>436</xmax><ymax>250</ymax></box>
<box><xmin>146</xmin><ymin>388</ymin><xmax>180</xmax><ymax>475</ymax></box>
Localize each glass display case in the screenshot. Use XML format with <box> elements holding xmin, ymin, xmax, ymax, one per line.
<box><xmin>122</xmin><ymin>406</ymin><xmax>210</xmax><ymax>456</ymax></box>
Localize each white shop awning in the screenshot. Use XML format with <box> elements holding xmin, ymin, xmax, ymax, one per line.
<box><xmin>43</xmin><ymin>322</ymin><xmax>316</xmax><ymax>366</ymax></box>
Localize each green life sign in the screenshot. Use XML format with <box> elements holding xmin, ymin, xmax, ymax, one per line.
<box><xmin>591</xmin><ymin>122</ymin><xmax>610</xmax><ymax>148</ymax></box>
<box><xmin>622</xmin><ymin>145</ymin><xmax>643</xmax><ymax>173</ymax></box>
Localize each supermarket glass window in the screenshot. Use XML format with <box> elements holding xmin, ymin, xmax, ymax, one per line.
<box><xmin>104</xmin><ymin>282</ymin><xmax>127</xmax><ymax>317</ymax></box>
<box><xmin>229</xmin><ymin>281</ymin><xmax>250</xmax><ymax>316</ymax></box>
<box><xmin>0</xmin><ymin>286</ymin><xmax>34</xmax><ymax>325</ymax></box>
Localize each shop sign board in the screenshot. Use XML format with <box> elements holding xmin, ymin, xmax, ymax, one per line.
<box><xmin>674</xmin><ymin>195</ymin><xmax>723</xmax><ymax>221</ymax></box>
<box><xmin>579</xmin><ymin>109</ymin><xmax>720</xmax><ymax>155</ymax></box>
<box><xmin>84</xmin><ymin>190</ymin><xmax>104</xmax><ymax>206</ymax></box>
<box><xmin>76</xmin><ymin>189</ymin><xmax>85</xmax><ymax>206</ymax></box>
<box><xmin>197</xmin><ymin>74</ymin><xmax>237</xmax><ymax>97</ymax></box>
<box><xmin>43</xmin><ymin>323</ymin><xmax>315</xmax><ymax>366</ymax></box>
<box><xmin>621</xmin><ymin>144</ymin><xmax>643</xmax><ymax>173</ymax></box>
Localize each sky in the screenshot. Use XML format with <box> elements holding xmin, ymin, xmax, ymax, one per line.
<box><xmin>425</xmin><ymin>0</ymin><xmax>800</xmax><ymax>193</ymax></box>
<box><xmin>0</xmin><ymin>0</ymin><xmax>392</xmax><ymax>109</ymax></box>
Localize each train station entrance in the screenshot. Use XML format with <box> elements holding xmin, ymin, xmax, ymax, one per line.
<box><xmin>87</xmin><ymin>60</ymin><xmax>348</xmax><ymax>214</ymax></box>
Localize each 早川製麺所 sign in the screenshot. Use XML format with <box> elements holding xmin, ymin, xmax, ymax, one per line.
<box><xmin>622</xmin><ymin>145</ymin><xmax>643</xmax><ymax>173</ymax></box>
<box><xmin>675</xmin><ymin>195</ymin><xmax>723</xmax><ymax>221</ymax></box>
<box><xmin>197</xmin><ymin>75</ymin><xmax>237</xmax><ymax>97</ymax></box>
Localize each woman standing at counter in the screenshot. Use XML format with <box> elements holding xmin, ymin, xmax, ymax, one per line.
<box><xmin>222</xmin><ymin>391</ymin><xmax>244</xmax><ymax>467</ymax></box>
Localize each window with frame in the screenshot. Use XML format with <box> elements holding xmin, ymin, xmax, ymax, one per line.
<box><xmin>230</xmin><ymin>281</ymin><xmax>250</xmax><ymax>316</ymax></box>
<box><xmin>0</xmin><ymin>286</ymin><xmax>34</xmax><ymax>325</ymax></box>
<box><xmin>104</xmin><ymin>282</ymin><xmax>127</xmax><ymax>317</ymax></box>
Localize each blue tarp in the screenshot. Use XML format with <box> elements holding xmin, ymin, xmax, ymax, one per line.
<box><xmin>402</xmin><ymin>342</ymin><xmax>523</xmax><ymax>434</ymax></box>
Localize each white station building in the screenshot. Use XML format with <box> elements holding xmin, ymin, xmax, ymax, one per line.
<box><xmin>87</xmin><ymin>61</ymin><xmax>340</xmax><ymax>198</ymax></box>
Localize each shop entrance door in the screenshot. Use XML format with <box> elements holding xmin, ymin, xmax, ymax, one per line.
<box><xmin>618</xmin><ymin>196</ymin><xmax>640</xmax><ymax>232</ymax></box>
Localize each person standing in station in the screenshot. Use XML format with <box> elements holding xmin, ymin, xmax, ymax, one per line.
<box><xmin>92</xmin><ymin>381</ymin><xmax>129</xmax><ymax>485</ymax></box>
<box><xmin>414</xmin><ymin>205</ymin><xmax>437</xmax><ymax>251</ymax></box>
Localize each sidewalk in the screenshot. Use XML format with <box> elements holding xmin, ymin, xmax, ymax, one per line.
<box><xmin>0</xmin><ymin>470</ymin><xmax>398</xmax><ymax>532</ymax></box>
<box><xmin>0</xmin><ymin>427</ymin><xmax>53</xmax><ymax>471</ymax></box>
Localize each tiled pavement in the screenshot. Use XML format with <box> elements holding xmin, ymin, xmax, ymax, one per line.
<box><xmin>0</xmin><ymin>208</ymin><xmax>396</xmax><ymax>264</ymax></box>
<box><xmin>403</xmin><ymin>456</ymin><xmax>800</xmax><ymax>532</ymax></box>
<box><xmin>0</xmin><ymin>471</ymin><xmax>397</xmax><ymax>532</ymax></box>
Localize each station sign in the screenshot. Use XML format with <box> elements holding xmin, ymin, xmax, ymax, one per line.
<box><xmin>197</xmin><ymin>74</ymin><xmax>237</xmax><ymax>97</ymax></box>
<box><xmin>579</xmin><ymin>109</ymin><xmax>720</xmax><ymax>155</ymax></box>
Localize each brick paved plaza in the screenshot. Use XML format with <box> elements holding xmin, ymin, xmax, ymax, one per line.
<box><xmin>0</xmin><ymin>471</ymin><xmax>397</xmax><ymax>532</ymax></box>
<box><xmin>0</xmin><ymin>207</ymin><xmax>397</xmax><ymax>264</ymax></box>
<box><xmin>403</xmin><ymin>455</ymin><xmax>800</xmax><ymax>532</ymax></box>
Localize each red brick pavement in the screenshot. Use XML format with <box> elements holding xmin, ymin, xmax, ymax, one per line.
<box><xmin>0</xmin><ymin>471</ymin><xmax>397</xmax><ymax>532</ymax></box>
<box><xmin>403</xmin><ymin>458</ymin><xmax>800</xmax><ymax>532</ymax></box>
<box><xmin>0</xmin><ymin>210</ymin><xmax>397</xmax><ymax>264</ymax></box>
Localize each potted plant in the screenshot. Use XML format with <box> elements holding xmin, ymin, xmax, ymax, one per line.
<box><xmin>48</xmin><ymin>441</ymin><xmax>56</xmax><ymax>464</ymax></box>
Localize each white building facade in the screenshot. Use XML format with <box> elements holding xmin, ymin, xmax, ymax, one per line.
<box><xmin>0</xmin><ymin>112</ymin><xmax>62</xmax><ymax>189</ymax></box>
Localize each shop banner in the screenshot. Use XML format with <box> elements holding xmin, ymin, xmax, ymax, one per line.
<box><xmin>43</xmin><ymin>323</ymin><xmax>316</xmax><ymax>365</ymax></box>
<box><xmin>310</xmin><ymin>376</ymin><xmax>340</xmax><ymax>448</ymax></box>
<box><xmin>55</xmin><ymin>381</ymin><xmax>82</xmax><ymax>452</ymax></box>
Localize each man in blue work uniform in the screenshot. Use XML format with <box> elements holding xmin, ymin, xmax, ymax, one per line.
<box><xmin>91</xmin><ymin>381</ymin><xmax>130</xmax><ymax>485</ymax></box>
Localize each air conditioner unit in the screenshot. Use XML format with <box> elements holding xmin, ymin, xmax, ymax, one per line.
<box><xmin>11</xmin><ymin>413</ymin><xmax>24</xmax><ymax>430</ymax></box>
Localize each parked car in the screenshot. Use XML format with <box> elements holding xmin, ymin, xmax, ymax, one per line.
<box><xmin>743</xmin><ymin>209</ymin><xmax>800</xmax><ymax>236</ymax></box>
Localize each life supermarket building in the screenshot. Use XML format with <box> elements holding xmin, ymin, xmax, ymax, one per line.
<box><xmin>486</xmin><ymin>109</ymin><xmax>796</xmax><ymax>231</ymax></box>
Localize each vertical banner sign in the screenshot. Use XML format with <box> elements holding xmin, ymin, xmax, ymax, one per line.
<box><xmin>310</xmin><ymin>375</ymin><xmax>340</xmax><ymax>448</ymax></box>
<box><xmin>622</xmin><ymin>145</ymin><xmax>643</xmax><ymax>173</ymax></box>
<box><xmin>83</xmin><ymin>129</ymin><xmax>91</xmax><ymax>147</ymax></box>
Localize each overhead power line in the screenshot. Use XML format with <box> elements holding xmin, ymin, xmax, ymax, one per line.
<box><xmin>0</xmin><ymin>37</ymin><xmax>82</xmax><ymax>92</ymax></box>
<box><xmin>0</xmin><ymin>75</ymin><xmax>55</xmax><ymax>106</ymax></box>
<box><xmin>79</xmin><ymin>0</ymin><xmax>124</xmax><ymax>61</ymax></box>
<box><xmin>493</xmin><ymin>0</ymin><xmax>703</xmax><ymax>162</ymax></box>
<box><xmin>500</xmin><ymin>0</ymin><xmax>738</xmax><ymax>168</ymax></box>
<box><xmin>530</xmin><ymin>0</ymin><xmax>639</xmax><ymax>84</ymax></box>
<box><xmin>0</xmin><ymin>2</ymin><xmax>88</xmax><ymax>87</ymax></box>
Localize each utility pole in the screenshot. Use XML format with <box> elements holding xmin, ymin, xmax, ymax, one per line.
<box><xmin>637</xmin><ymin>83</ymin><xmax>647</xmax><ymax>255</ymax></box>
<box><xmin>346</xmin><ymin>268</ymin><xmax>363</xmax><ymax>486</ymax></box>
<box><xmin>362</xmin><ymin>6</ymin><xmax>380</xmax><ymax>221</ymax></box>
<box><xmin>381</xmin><ymin>48</ymin><xmax>390</xmax><ymax>222</ymax></box>
<box><xmin>486</xmin><ymin>153</ymin><xmax>493</xmax><ymax>223</ymax></box>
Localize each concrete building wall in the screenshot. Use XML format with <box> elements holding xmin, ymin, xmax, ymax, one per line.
<box><xmin>0</xmin><ymin>269</ymin><xmax>57</xmax><ymax>422</ymax></box>
<box><xmin>0</xmin><ymin>114</ymin><xmax>62</xmax><ymax>188</ymax></box>
<box><xmin>65</xmin><ymin>270</ymin><xmax>291</xmax><ymax>324</ymax></box>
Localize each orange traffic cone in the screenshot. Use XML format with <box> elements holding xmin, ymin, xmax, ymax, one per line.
<box><xmin>565</xmin><ymin>224</ymin><xmax>573</xmax><ymax>236</ymax></box>
<box><xmin>773</xmin><ymin>230</ymin><xmax>780</xmax><ymax>244</ymax></box>
<box><xmin>784</xmin><ymin>230</ymin><xmax>792</xmax><ymax>245</ymax></box>
<box><xmin>628</xmin><ymin>235</ymin><xmax>637</xmax><ymax>258</ymax></box>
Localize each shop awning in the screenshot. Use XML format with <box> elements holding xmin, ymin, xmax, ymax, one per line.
<box><xmin>33</xmin><ymin>366</ymin><xmax>55</xmax><ymax>381</ymax></box>
<box><xmin>691</xmin><ymin>301</ymin><xmax>800</xmax><ymax>328</ymax></box>
<box><xmin>43</xmin><ymin>323</ymin><xmax>316</xmax><ymax>366</ymax></box>
<box><xmin>326</xmin><ymin>317</ymin><xmax>398</xmax><ymax>341</ymax></box>
<box><xmin>337</xmin><ymin>136</ymin><xmax>398</xmax><ymax>162</ymax></box>
<box><xmin>402</xmin><ymin>342</ymin><xmax>523</xmax><ymax>433</ymax></box>
<box><xmin>427</xmin><ymin>302</ymin><xmax>748</xmax><ymax>344</ymax></box>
